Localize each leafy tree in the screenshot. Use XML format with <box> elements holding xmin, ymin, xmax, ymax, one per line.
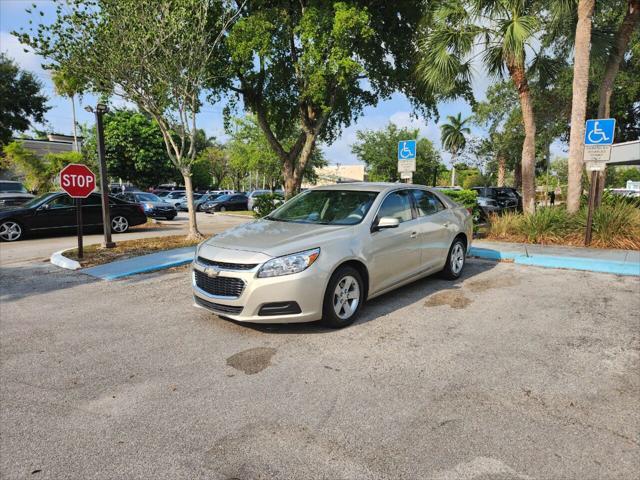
<box><xmin>18</xmin><ymin>0</ymin><xmax>244</xmax><ymax>239</ymax></box>
<box><xmin>51</xmin><ymin>67</ymin><xmax>85</xmax><ymax>151</ymax></box>
<box><xmin>196</xmin><ymin>145</ymin><xmax>229</xmax><ymax>188</ymax></box>
<box><xmin>2</xmin><ymin>141</ymin><xmax>97</xmax><ymax>193</ymax></box>
<box><xmin>83</xmin><ymin>110</ymin><xmax>177</xmax><ymax>189</ymax></box>
<box><xmin>417</xmin><ymin>0</ymin><xmax>546</xmax><ymax>213</ymax></box>
<box><xmin>219</xmin><ymin>1</ymin><xmax>430</xmax><ymax>197</ymax></box>
<box><xmin>351</xmin><ymin>123</ymin><xmax>443</xmax><ymax>185</ymax></box>
<box><xmin>440</xmin><ymin>113</ymin><xmax>471</xmax><ymax>186</ymax></box>
<box><xmin>0</xmin><ymin>53</ymin><xmax>49</xmax><ymax>146</ymax></box>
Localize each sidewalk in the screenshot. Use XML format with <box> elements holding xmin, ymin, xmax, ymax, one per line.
<box><xmin>470</xmin><ymin>240</ymin><xmax>640</xmax><ymax>276</ymax></box>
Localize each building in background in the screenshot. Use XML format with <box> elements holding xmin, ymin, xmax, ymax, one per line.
<box><xmin>303</xmin><ymin>164</ymin><xmax>366</xmax><ymax>188</ymax></box>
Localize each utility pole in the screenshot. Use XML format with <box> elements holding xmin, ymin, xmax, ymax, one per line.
<box><xmin>86</xmin><ymin>104</ymin><xmax>115</xmax><ymax>248</ymax></box>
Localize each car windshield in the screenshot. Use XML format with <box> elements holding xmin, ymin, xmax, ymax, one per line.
<box><xmin>135</xmin><ymin>193</ymin><xmax>161</xmax><ymax>202</ymax></box>
<box><xmin>21</xmin><ymin>193</ymin><xmax>57</xmax><ymax>208</ymax></box>
<box><xmin>215</xmin><ymin>194</ymin><xmax>232</xmax><ymax>202</ymax></box>
<box><xmin>0</xmin><ymin>182</ymin><xmax>28</xmax><ymax>193</ymax></box>
<box><xmin>168</xmin><ymin>192</ymin><xmax>185</xmax><ymax>198</ymax></box>
<box><xmin>267</xmin><ymin>190</ymin><xmax>378</xmax><ymax>225</ymax></box>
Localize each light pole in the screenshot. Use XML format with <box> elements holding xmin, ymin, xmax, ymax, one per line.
<box><xmin>85</xmin><ymin>103</ymin><xmax>116</xmax><ymax>248</ymax></box>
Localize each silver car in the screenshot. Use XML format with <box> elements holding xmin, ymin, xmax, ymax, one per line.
<box><xmin>193</xmin><ymin>183</ymin><xmax>472</xmax><ymax>328</ymax></box>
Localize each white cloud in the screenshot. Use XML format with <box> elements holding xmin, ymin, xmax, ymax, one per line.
<box><xmin>0</xmin><ymin>31</ymin><xmax>49</xmax><ymax>79</ymax></box>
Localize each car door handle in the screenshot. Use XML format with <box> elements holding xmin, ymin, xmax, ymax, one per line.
<box><xmin>410</xmin><ymin>231</ymin><xmax>418</xmax><ymax>238</ymax></box>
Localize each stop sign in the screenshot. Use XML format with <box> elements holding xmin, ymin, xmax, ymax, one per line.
<box><xmin>59</xmin><ymin>164</ymin><xmax>96</xmax><ymax>198</ymax></box>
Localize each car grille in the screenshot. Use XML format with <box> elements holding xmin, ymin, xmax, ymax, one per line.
<box><xmin>196</xmin><ymin>256</ymin><xmax>257</xmax><ymax>271</ymax></box>
<box><xmin>194</xmin><ymin>270</ymin><xmax>245</xmax><ymax>297</ymax></box>
<box><xmin>194</xmin><ymin>296</ymin><xmax>243</xmax><ymax>315</ymax></box>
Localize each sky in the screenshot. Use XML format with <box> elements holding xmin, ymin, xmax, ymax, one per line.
<box><xmin>0</xmin><ymin>0</ymin><xmax>565</xmax><ymax>168</ymax></box>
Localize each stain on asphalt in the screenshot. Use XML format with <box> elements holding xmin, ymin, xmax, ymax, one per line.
<box><xmin>424</xmin><ymin>290</ymin><xmax>471</xmax><ymax>309</ymax></box>
<box><xmin>226</xmin><ymin>347</ymin><xmax>276</xmax><ymax>375</ymax></box>
<box><xmin>465</xmin><ymin>273</ymin><xmax>520</xmax><ymax>293</ymax></box>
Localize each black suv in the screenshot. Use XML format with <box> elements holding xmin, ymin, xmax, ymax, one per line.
<box><xmin>472</xmin><ymin>187</ymin><xmax>522</xmax><ymax>212</ymax></box>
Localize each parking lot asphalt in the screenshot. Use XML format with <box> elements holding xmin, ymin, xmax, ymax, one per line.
<box><xmin>1</xmin><ymin>253</ymin><xmax>639</xmax><ymax>479</ymax></box>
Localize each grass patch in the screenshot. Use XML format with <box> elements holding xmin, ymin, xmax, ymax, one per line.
<box><xmin>65</xmin><ymin>235</ymin><xmax>202</xmax><ymax>268</ymax></box>
<box><xmin>486</xmin><ymin>199</ymin><xmax>640</xmax><ymax>250</ymax></box>
<box><xmin>216</xmin><ymin>210</ymin><xmax>255</xmax><ymax>217</ymax></box>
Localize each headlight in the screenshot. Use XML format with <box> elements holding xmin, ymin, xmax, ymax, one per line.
<box><xmin>257</xmin><ymin>248</ymin><xmax>320</xmax><ymax>278</ymax></box>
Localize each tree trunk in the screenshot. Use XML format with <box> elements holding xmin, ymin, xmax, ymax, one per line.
<box><xmin>567</xmin><ymin>0</ymin><xmax>596</xmax><ymax>214</ymax></box>
<box><xmin>71</xmin><ymin>95</ymin><xmax>79</xmax><ymax>152</ymax></box>
<box><xmin>282</xmin><ymin>132</ymin><xmax>317</xmax><ymax>198</ymax></box>
<box><xmin>182</xmin><ymin>173</ymin><xmax>202</xmax><ymax>240</ymax></box>
<box><xmin>514</xmin><ymin>160</ymin><xmax>522</xmax><ymax>189</ymax></box>
<box><xmin>497</xmin><ymin>155</ymin><xmax>506</xmax><ymax>187</ymax></box>
<box><xmin>595</xmin><ymin>0</ymin><xmax>639</xmax><ymax>204</ymax></box>
<box><xmin>509</xmin><ymin>64</ymin><xmax>537</xmax><ymax>214</ymax></box>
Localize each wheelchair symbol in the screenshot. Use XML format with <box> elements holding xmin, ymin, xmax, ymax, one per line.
<box><xmin>587</xmin><ymin>121</ymin><xmax>610</xmax><ymax>144</ymax></box>
<box><xmin>399</xmin><ymin>143</ymin><xmax>413</xmax><ymax>159</ymax></box>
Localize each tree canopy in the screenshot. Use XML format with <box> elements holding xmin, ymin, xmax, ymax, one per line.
<box><xmin>0</xmin><ymin>53</ymin><xmax>49</xmax><ymax>146</ymax></box>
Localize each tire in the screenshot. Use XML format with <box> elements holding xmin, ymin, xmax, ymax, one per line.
<box><xmin>166</xmin><ymin>215</ymin><xmax>176</xmax><ymax>220</ymax></box>
<box><xmin>441</xmin><ymin>237</ymin><xmax>466</xmax><ymax>280</ymax></box>
<box><xmin>321</xmin><ymin>266</ymin><xmax>364</xmax><ymax>328</ymax></box>
<box><xmin>111</xmin><ymin>215</ymin><xmax>130</xmax><ymax>233</ymax></box>
<box><xmin>0</xmin><ymin>220</ymin><xmax>23</xmax><ymax>242</ymax></box>
<box><xmin>220</xmin><ymin>206</ymin><xmax>227</xmax><ymax>212</ymax></box>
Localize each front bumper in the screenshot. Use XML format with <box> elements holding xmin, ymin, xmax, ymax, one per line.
<box><xmin>191</xmin><ymin>255</ymin><xmax>329</xmax><ymax>324</ymax></box>
<box><xmin>146</xmin><ymin>208</ymin><xmax>176</xmax><ymax>218</ymax></box>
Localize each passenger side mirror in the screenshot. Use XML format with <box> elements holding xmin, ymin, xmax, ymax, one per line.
<box><xmin>372</xmin><ymin>216</ymin><xmax>399</xmax><ymax>231</ymax></box>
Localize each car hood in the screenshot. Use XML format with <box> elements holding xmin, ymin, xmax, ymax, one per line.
<box><xmin>147</xmin><ymin>201</ymin><xmax>174</xmax><ymax>208</ymax></box>
<box><xmin>203</xmin><ymin>218</ymin><xmax>354</xmax><ymax>258</ymax></box>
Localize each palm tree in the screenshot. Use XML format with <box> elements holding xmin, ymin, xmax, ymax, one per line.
<box><xmin>440</xmin><ymin>113</ymin><xmax>471</xmax><ymax>186</ymax></box>
<box><xmin>51</xmin><ymin>69</ymin><xmax>85</xmax><ymax>152</ymax></box>
<box><xmin>566</xmin><ymin>0</ymin><xmax>596</xmax><ymax>214</ymax></box>
<box><xmin>417</xmin><ymin>0</ymin><xmax>541</xmax><ymax>213</ymax></box>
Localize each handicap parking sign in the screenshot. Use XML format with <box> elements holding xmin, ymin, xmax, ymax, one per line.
<box><xmin>584</xmin><ymin>119</ymin><xmax>615</xmax><ymax>146</ymax></box>
<box><xmin>398</xmin><ymin>140</ymin><xmax>417</xmax><ymax>160</ymax></box>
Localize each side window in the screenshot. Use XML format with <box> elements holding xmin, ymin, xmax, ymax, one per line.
<box><xmin>377</xmin><ymin>190</ymin><xmax>413</xmax><ymax>223</ymax></box>
<box><xmin>84</xmin><ymin>194</ymin><xmax>101</xmax><ymax>206</ymax></box>
<box><xmin>411</xmin><ymin>190</ymin><xmax>445</xmax><ymax>216</ymax></box>
<box><xmin>47</xmin><ymin>195</ymin><xmax>74</xmax><ymax>209</ymax></box>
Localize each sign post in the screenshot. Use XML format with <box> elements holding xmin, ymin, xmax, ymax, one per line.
<box><xmin>398</xmin><ymin>140</ymin><xmax>417</xmax><ymax>183</ymax></box>
<box><xmin>59</xmin><ymin>164</ymin><xmax>97</xmax><ymax>259</ymax></box>
<box><xmin>583</xmin><ymin>118</ymin><xmax>615</xmax><ymax>246</ymax></box>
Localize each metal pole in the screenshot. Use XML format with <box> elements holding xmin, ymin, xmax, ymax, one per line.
<box><xmin>432</xmin><ymin>165</ymin><xmax>438</xmax><ymax>187</ymax></box>
<box><xmin>584</xmin><ymin>170</ymin><xmax>598</xmax><ymax>246</ymax></box>
<box><xmin>95</xmin><ymin>109</ymin><xmax>115</xmax><ymax>248</ymax></box>
<box><xmin>76</xmin><ymin>197</ymin><xmax>84</xmax><ymax>259</ymax></box>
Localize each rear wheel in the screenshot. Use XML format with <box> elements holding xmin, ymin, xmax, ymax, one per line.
<box><xmin>219</xmin><ymin>206</ymin><xmax>227</xmax><ymax>212</ymax></box>
<box><xmin>441</xmin><ymin>237</ymin><xmax>466</xmax><ymax>280</ymax></box>
<box><xmin>111</xmin><ymin>216</ymin><xmax>130</xmax><ymax>233</ymax></box>
<box><xmin>321</xmin><ymin>266</ymin><xmax>364</xmax><ymax>328</ymax></box>
<box><xmin>0</xmin><ymin>220</ymin><xmax>23</xmax><ymax>242</ymax></box>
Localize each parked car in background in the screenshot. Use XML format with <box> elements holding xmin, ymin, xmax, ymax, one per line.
<box><xmin>202</xmin><ymin>193</ymin><xmax>248</xmax><ymax>213</ymax></box>
<box><xmin>173</xmin><ymin>193</ymin><xmax>204</xmax><ymax>211</ymax></box>
<box><xmin>0</xmin><ymin>181</ymin><xmax>34</xmax><ymax>207</ymax></box>
<box><xmin>193</xmin><ymin>183</ymin><xmax>472</xmax><ymax>327</ymax></box>
<box><xmin>0</xmin><ymin>192</ymin><xmax>147</xmax><ymax>242</ymax></box>
<box><xmin>471</xmin><ymin>187</ymin><xmax>522</xmax><ymax>221</ymax></box>
<box><xmin>177</xmin><ymin>193</ymin><xmax>223</xmax><ymax>212</ymax></box>
<box><xmin>115</xmin><ymin>191</ymin><xmax>177</xmax><ymax>220</ymax></box>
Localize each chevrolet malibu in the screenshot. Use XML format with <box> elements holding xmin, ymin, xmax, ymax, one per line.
<box><xmin>193</xmin><ymin>183</ymin><xmax>472</xmax><ymax>328</ymax></box>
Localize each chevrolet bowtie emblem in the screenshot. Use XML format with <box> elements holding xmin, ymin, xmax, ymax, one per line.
<box><xmin>204</xmin><ymin>266</ymin><xmax>220</xmax><ymax>277</ymax></box>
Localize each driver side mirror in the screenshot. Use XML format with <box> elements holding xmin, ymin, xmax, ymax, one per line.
<box><xmin>372</xmin><ymin>216</ymin><xmax>399</xmax><ymax>232</ymax></box>
<box><xmin>38</xmin><ymin>203</ymin><xmax>50</xmax><ymax>211</ymax></box>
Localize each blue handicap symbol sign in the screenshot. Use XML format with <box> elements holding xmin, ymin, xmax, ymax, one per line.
<box><xmin>398</xmin><ymin>140</ymin><xmax>417</xmax><ymax>160</ymax></box>
<box><xmin>584</xmin><ymin>119</ymin><xmax>615</xmax><ymax>146</ymax></box>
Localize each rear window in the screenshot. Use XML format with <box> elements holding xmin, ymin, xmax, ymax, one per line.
<box><xmin>0</xmin><ymin>182</ymin><xmax>28</xmax><ymax>193</ymax></box>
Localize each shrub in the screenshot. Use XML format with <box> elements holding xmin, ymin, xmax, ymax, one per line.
<box><xmin>577</xmin><ymin>197</ymin><xmax>640</xmax><ymax>249</ymax></box>
<box><xmin>487</xmin><ymin>211</ymin><xmax>523</xmax><ymax>239</ymax></box>
<box><xmin>253</xmin><ymin>193</ymin><xmax>283</xmax><ymax>218</ymax></box>
<box><xmin>516</xmin><ymin>207</ymin><xmax>575</xmax><ymax>243</ymax></box>
<box><xmin>440</xmin><ymin>189</ymin><xmax>477</xmax><ymax>209</ymax></box>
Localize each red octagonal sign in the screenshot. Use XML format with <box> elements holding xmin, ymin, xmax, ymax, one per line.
<box><xmin>59</xmin><ymin>164</ymin><xmax>96</xmax><ymax>198</ymax></box>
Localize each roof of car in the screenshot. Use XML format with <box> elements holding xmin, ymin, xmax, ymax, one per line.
<box><xmin>311</xmin><ymin>182</ymin><xmax>433</xmax><ymax>193</ymax></box>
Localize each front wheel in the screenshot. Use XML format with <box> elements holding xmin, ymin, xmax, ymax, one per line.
<box><xmin>441</xmin><ymin>238</ymin><xmax>466</xmax><ymax>280</ymax></box>
<box><xmin>322</xmin><ymin>266</ymin><xmax>364</xmax><ymax>328</ymax></box>
<box><xmin>0</xmin><ymin>220</ymin><xmax>23</xmax><ymax>242</ymax></box>
<box><xmin>111</xmin><ymin>216</ymin><xmax>130</xmax><ymax>233</ymax></box>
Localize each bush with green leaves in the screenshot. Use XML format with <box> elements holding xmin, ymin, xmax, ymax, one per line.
<box><xmin>439</xmin><ymin>189</ymin><xmax>482</xmax><ymax>223</ymax></box>
<box><xmin>253</xmin><ymin>193</ymin><xmax>284</xmax><ymax>218</ymax></box>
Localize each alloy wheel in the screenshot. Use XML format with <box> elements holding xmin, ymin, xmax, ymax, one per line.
<box><xmin>111</xmin><ymin>216</ymin><xmax>129</xmax><ymax>233</ymax></box>
<box><xmin>0</xmin><ymin>221</ymin><xmax>22</xmax><ymax>241</ymax></box>
<box><xmin>332</xmin><ymin>275</ymin><xmax>360</xmax><ymax>320</ymax></box>
<box><xmin>450</xmin><ymin>242</ymin><xmax>465</xmax><ymax>275</ymax></box>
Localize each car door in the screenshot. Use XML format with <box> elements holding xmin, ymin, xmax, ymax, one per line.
<box><xmin>230</xmin><ymin>195</ymin><xmax>246</xmax><ymax>210</ymax></box>
<box><xmin>31</xmin><ymin>194</ymin><xmax>77</xmax><ymax>230</ymax></box>
<box><xmin>82</xmin><ymin>193</ymin><xmax>104</xmax><ymax>226</ymax></box>
<box><xmin>410</xmin><ymin>189</ymin><xmax>451</xmax><ymax>270</ymax></box>
<box><xmin>367</xmin><ymin>189</ymin><xmax>422</xmax><ymax>294</ymax></box>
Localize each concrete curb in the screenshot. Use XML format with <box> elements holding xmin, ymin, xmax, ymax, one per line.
<box><xmin>469</xmin><ymin>246</ymin><xmax>640</xmax><ymax>276</ymax></box>
<box><xmin>215</xmin><ymin>212</ymin><xmax>256</xmax><ymax>219</ymax></box>
<box><xmin>50</xmin><ymin>249</ymin><xmax>81</xmax><ymax>270</ymax></box>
